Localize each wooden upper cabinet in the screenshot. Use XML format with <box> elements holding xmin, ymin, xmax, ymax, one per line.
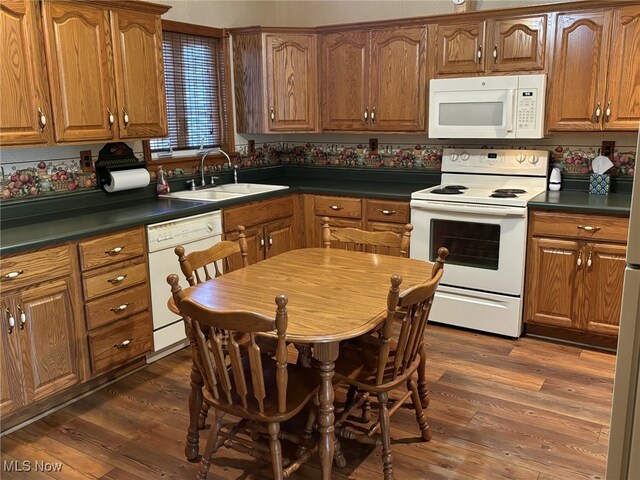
<box><xmin>320</xmin><ymin>30</ymin><xmax>369</xmax><ymax>131</ymax></box>
<box><xmin>321</xmin><ymin>26</ymin><xmax>426</xmax><ymax>132</ymax></box>
<box><xmin>233</xmin><ymin>30</ymin><xmax>318</xmax><ymax>133</ymax></box>
<box><xmin>486</xmin><ymin>14</ymin><xmax>548</xmax><ymax>73</ymax></box>
<box><xmin>548</xmin><ymin>7</ymin><xmax>639</xmax><ymax>131</ymax></box>
<box><xmin>41</xmin><ymin>1</ymin><xmax>117</xmax><ymax>143</ymax></box>
<box><xmin>111</xmin><ymin>10</ymin><xmax>167</xmax><ymax>139</ymax></box>
<box><xmin>434</xmin><ymin>20</ymin><xmax>485</xmax><ymax>76</ymax></box>
<box><xmin>605</xmin><ymin>5</ymin><xmax>640</xmax><ymax>130</ymax></box>
<box><xmin>0</xmin><ymin>0</ymin><xmax>52</xmax><ymax>146</ymax></box>
<box><xmin>369</xmin><ymin>27</ymin><xmax>427</xmax><ymax>132</ymax></box>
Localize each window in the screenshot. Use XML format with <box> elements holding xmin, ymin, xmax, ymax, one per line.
<box><xmin>149</xmin><ymin>21</ymin><xmax>232</xmax><ymax>154</ymax></box>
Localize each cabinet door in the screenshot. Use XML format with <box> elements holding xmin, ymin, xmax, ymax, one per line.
<box><xmin>604</xmin><ymin>6</ymin><xmax>640</xmax><ymax>130</ymax></box>
<box><xmin>582</xmin><ymin>243</ymin><xmax>626</xmax><ymax>336</ymax></box>
<box><xmin>265</xmin><ymin>34</ymin><xmax>317</xmax><ymax>132</ymax></box>
<box><xmin>547</xmin><ymin>10</ymin><xmax>611</xmax><ymax>131</ymax></box>
<box><xmin>111</xmin><ymin>10</ymin><xmax>167</xmax><ymax>139</ymax></box>
<box><xmin>0</xmin><ymin>295</ymin><xmax>25</xmax><ymax>415</ymax></box>
<box><xmin>224</xmin><ymin>225</ymin><xmax>263</xmax><ymax>270</ymax></box>
<box><xmin>264</xmin><ymin>217</ymin><xmax>295</xmax><ymax>259</ymax></box>
<box><xmin>370</xmin><ymin>27</ymin><xmax>426</xmax><ymax>132</ymax></box>
<box><xmin>0</xmin><ymin>0</ymin><xmax>52</xmax><ymax>146</ymax></box>
<box><xmin>434</xmin><ymin>20</ymin><xmax>485</xmax><ymax>76</ymax></box>
<box><xmin>41</xmin><ymin>1</ymin><xmax>117</xmax><ymax>142</ymax></box>
<box><xmin>524</xmin><ymin>237</ymin><xmax>582</xmax><ymax>329</ymax></box>
<box><xmin>320</xmin><ymin>31</ymin><xmax>369</xmax><ymax>130</ymax></box>
<box><xmin>486</xmin><ymin>14</ymin><xmax>547</xmax><ymax>73</ymax></box>
<box><xmin>19</xmin><ymin>278</ymin><xmax>79</xmax><ymax>403</ymax></box>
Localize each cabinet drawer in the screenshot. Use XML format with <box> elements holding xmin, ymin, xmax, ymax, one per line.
<box><xmin>78</xmin><ymin>227</ymin><xmax>145</xmax><ymax>271</ymax></box>
<box><xmin>1</xmin><ymin>245</ymin><xmax>72</xmax><ymax>291</ymax></box>
<box><xmin>85</xmin><ymin>283</ymin><xmax>150</xmax><ymax>330</ymax></box>
<box><xmin>530</xmin><ymin>211</ymin><xmax>629</xmax><ymax>243</ymax></box>
<box><xmin>88</xmin><ymin>311</ymin><xmax>153</xmax><ymax>374</ymax></box>
<box><xmin>366</xmin><ymin>199</ymin><xmax>409</xmax><ymax>224</ymax></box>
<box><xmin>223</xmin><ymin>195</ymin><xmax>294</xmax><ymax>232</ymax></box>
<box><xmin>314</xmin><ymin>196</ymin><xmax>362</xmax><ymax>218</ymax></box>
<box><xmin>82</xmin><ymin>259</ymin><xmax>147</xmax><ymax>300</ymax></box>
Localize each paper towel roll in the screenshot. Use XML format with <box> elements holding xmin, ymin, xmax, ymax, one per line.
<box><xmin>103</xmin><ymin>169</ymin><xmax>150</xmax><ymax>193</ymax></box>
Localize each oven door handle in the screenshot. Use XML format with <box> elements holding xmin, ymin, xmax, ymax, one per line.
<box><xmin>410</xmin><ymin>201</ymin><xmax>526</xmax><ymax>218</ymax></box>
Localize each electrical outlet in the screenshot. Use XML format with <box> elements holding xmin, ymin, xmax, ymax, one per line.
<box><xmin>601</xmin><ymin>141</ymin><xmax>615</xmax><ymax>161</ymax></box>
<box><xmin>369</xmin><ymin>138</ymin><xmax>378</xmax><ymax>152</ymax></box>
<box><xmin>248</xmin><ymin>139</ymin><xmax>255</xmax><ymax>154</ymax></box>
<box><xmin>80</xmin><ymin>150</ymin><xmax>93</xmax><ymax>172</ymax></box>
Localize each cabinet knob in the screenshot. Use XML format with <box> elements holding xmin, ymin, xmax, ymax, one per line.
<box><xmin>577</xmin><ymin>225</ymin><xmax>601</xmax><ymax>233</ymax></box>
<box><xmin>371</xmin><ymin>107</ymin><xmax>376</xmax><ymax>124</ymax></box>
<box><xmin>267</xmin><ymin>235</ymin><xmax>273</xmax><ymax>248</ymax></box>
<box><xmin>107</xmin><ymin>108</ymin><xmax>115</xmax><ymax>128</ymax></box>
<box><xmin>587</xmin><ymin>251</ymin><xmax>593</xmax><ymax>269</ymax></box>
<box><xmin>604</xmin><ymin>101</ymin><xmax>612</xmax><ymax>122</ymax></box>
<box><xmin>477</xmin><ymin>46</ymin><xmax>482</xmax><ymax>60</ymax></box>
<box><xmin>110</xmin><ymin>304</ymin><xmax>129</xmax><ymax>313</ymax></box>
<box><xmin>270</xmin><ymin>107</ymin><xmax>275</xmax><ymax>122</ymax></box>
<box><xmin>105</xmin><ymin>246</ymin><xmax>124</xmax><ymax>255</ymax></box>
<box><xmin>114</xmin><ymin>339</ymin><xmax>131</xmax><ymax>349</ymax></box>
<box><xmin>594</xmin><ymin>102</ymin><xmax>601</xmax><ymax>123</ymax></box>
<box><xmin>37</xmin><ymin>108</ymin><xmax>47</xmax><ymax>132</ymax></box>
<box><xmin>363</xmin><ymin>108</ymin><xmax>369</xmax><ymax>123</ymax></box>
<box><xmin>259</xmin><ymin>235</ymin><xmax>265</xmax><ymax>248</ymax></box>
<box><xmin>577</xmin><ymin>250</ymin><xmax>583</xmax><ymax>267</ymax></box>
<box><xmin>5</xmin><ymin>308</ymin><xmax>15</xmax><ymax>334</ymax></box>
<box><xmin>107</xmin><ymin>274</ymin><xmax>128</xmax><ymax>285</ymax></box>
<box><xmin>329</xmin><ymin>205</ymin><xmax>344</xmax><ymax>211</ymax></box>
<box><xmin>3</xmin><ymin>270</ymin><xmax>24</xmax><ymax>280</ymax></box>
<box><xmin>17</xmin><ymin>305</ymin><xmax>26</xmax><ymax>330</ymax></box>
<box><xmin>493</xmin><ymin>44</ymin><xmax>498</xmax><ymax>60</ymax></box>
<box><xmin>122</xmin><ymin>108</ymin><xmax>129</xmax><ymax>127</ymax></box>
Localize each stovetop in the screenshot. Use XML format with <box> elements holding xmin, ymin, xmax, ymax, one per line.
<box><xmin>411</xmin><ymin>148</ymin><xmax>550</xmax><ymax>207</ymax></box>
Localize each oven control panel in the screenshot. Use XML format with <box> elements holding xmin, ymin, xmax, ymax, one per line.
<box><xmin>442</xmin><ymin>148</ymin><xmax>549</xmax><ymax>176</ymax></box>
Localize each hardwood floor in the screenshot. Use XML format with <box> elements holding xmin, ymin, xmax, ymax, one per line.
<box><xmin>1</xmin><ymin>324</ymin><xmax>616</xmax><ymax>479</ymax></box>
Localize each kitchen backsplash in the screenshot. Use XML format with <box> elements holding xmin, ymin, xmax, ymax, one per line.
<box><xmin>0</xmin><ymin>135</ymin><xmax>636</xmax><ymax>201</ymax></box>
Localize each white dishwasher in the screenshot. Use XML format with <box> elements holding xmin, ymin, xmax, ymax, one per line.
<box><xmin>146</xmin><ymin>211</ymin><xmax>222</xmax><ymax>361</ymax></box>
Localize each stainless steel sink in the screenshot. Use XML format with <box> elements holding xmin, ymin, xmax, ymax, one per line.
<box><xmin>159</xmin><ymin>183</ymin><xmax>288</xmax><ymax>203</ymax></box>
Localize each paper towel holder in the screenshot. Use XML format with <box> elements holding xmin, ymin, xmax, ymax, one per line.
<box><xmin>96</xmin><ymin>142</ymin><xmax>147</xmax><ymax>193</ymax></box>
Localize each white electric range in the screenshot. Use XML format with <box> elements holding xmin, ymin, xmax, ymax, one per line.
<box><xmin>410</xmin><ymin>148</ymin><xmax>550</xmax><ymax>337</ymax></box>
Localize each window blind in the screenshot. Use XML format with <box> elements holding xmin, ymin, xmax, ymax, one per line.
<box><xmin>150</xmin><ymin>30</ymin><xmax>228</xmax><ymax>152</ymax></box>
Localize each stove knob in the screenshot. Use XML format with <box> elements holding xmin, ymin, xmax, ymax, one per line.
<box><xmin>449</xmin><ymin>153</ymin><xmax>459</xmax><ymax>162</ymax></box>
<box><xmin>460</xmin><ymin>152</ymin><xmax>470</xmax><ymax>161</ymax></box>
<box><xmin>516</xmin><ymin>153</ymin><xmax>526</xmax><ymax>163</ymax></box>
<box><xmin>528</xmin><ymin>155</ymin><xmax>539</xmax><ymax>164</ymax></box>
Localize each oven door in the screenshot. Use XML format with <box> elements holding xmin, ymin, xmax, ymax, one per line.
<box><xmin>410</xmin><ymin>200</ymin><xmax>527</xmax><ymax>296</ymax></box>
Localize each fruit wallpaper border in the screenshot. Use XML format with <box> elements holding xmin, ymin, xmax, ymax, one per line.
<box><xmin>0</xmin><ymin>142</ymin><xmax>635</xmax><ymax>201</ymax></box>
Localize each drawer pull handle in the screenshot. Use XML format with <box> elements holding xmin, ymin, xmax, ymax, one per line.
<box><xmin>37</xmin><ymin>107</ymin><xmax>47</xmax><ymax>132</ymax></box>
<box><xmin>122</xmin><ymin>108</ymin><xmax>129</xmax><ymax>127</ymax></box>
<box><xmin>108</xmin><ymin>274</ymin><xmax>127</xmax><ymax>285</ymax></box>
<box><xmin>5</xmin><ymin>308</ymin><xmax>15</xmax><ymax>334</ymax></box>
<box><xmin>330</xmin><ymin>205</ymin><xmax>344</xmax><ymax>211</ymax></box>
<box><xmin>114</xmin><ymin>339</ymin><xmax>131</xmax><ymax>349</ymax></box>
<box><xmin>105</xmin><ymin>246</ymin><xmax>124</xmax><ymax>255</ymax></box>
<box><xmin>17</xmin><ymin>305</ymin><xmax>26</xmax><ymax>329</ymax></box>
<box><xmin>380</xmin><ymin>209</ymin><xmax>397</xmax><ymax>216</ymax></box>
<box><xmin>111</xmin><ymin>304</ymin><xmax>129</xmax><ymax>313</ymax></box>
<box><xmin>577</xmin><ymin>225</ymin><xmax>601</xmax><ymax>233</ymax></box>
<box><xmin>577</xmin><ymin>250</ymin><xmax>583</xmax><ymax>267</ymax></box>
<box><xmin>3</xmin><ymin>270</ymin><xmax>24</xmax><ymax>280</ymax></box>
<box><xmin>587</xmin><ymin>251</ymin><xmax>593</xmax><ymax>269</ymax></box>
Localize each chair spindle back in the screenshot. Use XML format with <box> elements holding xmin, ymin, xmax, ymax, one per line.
<box><xmin>321</xmin><ymin>217</ymin><xmax>413</xmax><ymax>257</ymax></box>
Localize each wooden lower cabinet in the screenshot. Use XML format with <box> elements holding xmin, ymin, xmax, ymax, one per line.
<box><xmin>222</xmin><ymin>194</ymin><xmax>303</xmax><ymax>270</ymax></box>
<box><xmin>524</xmin><ymin>210</ymin><xmax>629</xmax><ymax>348</ymax></box>
<box><xmin>0</xmin><ymin>245</ymin><xmax>84</xmax><ymax>416</ymax></box>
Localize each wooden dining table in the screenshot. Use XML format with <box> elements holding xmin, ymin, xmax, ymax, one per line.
<box><xmin>170</xmin><ymin>247</ymin><xmax>433</xmax><ymax>479</ymax></box>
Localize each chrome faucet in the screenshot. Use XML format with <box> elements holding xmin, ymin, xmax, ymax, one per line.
<box><xmin>199</xmin><ymin>148</ymin><xmax>233</xmax><ymax>187</ymax></box>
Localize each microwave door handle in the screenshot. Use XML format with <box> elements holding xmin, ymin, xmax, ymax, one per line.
<box><xmin>505</xmin><ymin>89</ymin><xmax>516</xmax><ymax>132</ymax></box>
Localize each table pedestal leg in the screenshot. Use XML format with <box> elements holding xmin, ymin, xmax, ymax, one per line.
<box><xmin>314</xmin><ymin>342</ymin><xmax>339</xmax><ymax>480</ymax></box>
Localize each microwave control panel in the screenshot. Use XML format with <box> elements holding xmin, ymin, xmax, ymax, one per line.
<box><xmin>517</xmin><ymin>90</ymin><xmax>538</xmax><ymax>131</ymax></box>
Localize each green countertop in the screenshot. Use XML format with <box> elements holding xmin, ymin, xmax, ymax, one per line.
<box><xmin>1</xmin><ymin>165</ymin><xmax>633</xmax><ymax>256</ymax></box>
<box><xmin>528</xmin><ymin>190</ymin><xmax>632</xmax><ymax>215</ymax></box>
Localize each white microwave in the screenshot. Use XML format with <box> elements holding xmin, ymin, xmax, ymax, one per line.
<box><xmin>428</xmin><ymin>74</ymin><xmax>546</xmax><ymax>139</ymax></box>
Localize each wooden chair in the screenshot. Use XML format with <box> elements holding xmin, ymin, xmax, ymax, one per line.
<box><xmin>168</xmin><ymin>275</ymin><xmax>320</xmax><ymax>480</ymax></box>
<box><xmin>333</xmin><ymin>247</ymin><xmax>448</xmax><ymax>480</ymax></box>
<box><xmin>173</xmin><ymin>226</ymin><xmax>249</xmax><ymax>461</ymax></box>
<box><xmin>321</xmin><ymin>216</ymin><xmax>413</xmax><ymax>257</ymax></box>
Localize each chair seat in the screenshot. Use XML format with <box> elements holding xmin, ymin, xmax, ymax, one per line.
<box><xmin>204</xmin><ymin>354</ymin><xmax>319</xmax><ymax>422</ymax></box>
<box><xmin>335</xmin><ymin>334</ymin><xmax>420</xmax><ymax>391</ymax></box>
